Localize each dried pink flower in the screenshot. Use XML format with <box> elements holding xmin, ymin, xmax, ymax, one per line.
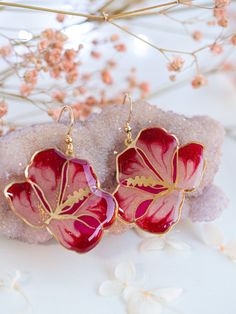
<box><xmin>101</xmin><ymin>70</ymin><xmax>113</xmax><ymax>85</ymax></box>
<box><xmin>217</xmin><ymin>17</ymin><xmax>228</xmax><ymax>27</ymax></box>
<box><xmin>91</xmin><ymin>51</ymin><xmax>101</xmax><ymax>59</ymax></box>
<box><xmin>139</xmin><ymin>82</ymin><xmax>150</xmax><ymax>95</ymax></box>
<box><xmin>0</xmin><ymin>100</ymin><xmax>8</xmax><ymax>118</ymax></box>
<box><xmin>85</xmin><ymin>96</ymin><xmax>97</xmax><ymax>106</ymax></box>
<box><xmin>107</xmin><ymin>59</ymin><xmax>116</xmax><ymax>68</ymax></box>
<box><xmin>24</xmin><ymin>69</ymin><xmax>38</xmax><ymax>85</ymax></box>
<box><xmin>231</xmin><ymin>35</ymin><xmax>236</xmax><ymax>46</ymax></box>
<box><xmin>214</xmin><ymin>7</ymin><xmax>226</xmax><ymax>18</ymax></box>
<box><xmin>110</xmin><ymin>34</ymin><xmax>120</xmax><ymax>42</ymax></box>
<box><xmin>56</xmin><ymin>14</ymin><xmax>66</xmax><ymax>23</ymax></box>
<box><xmin>47</xmin><ymin>108</ymin><xmax>61</xmax><ymax>120</ymax></box>
<box><xmin>215</xmin><ymin>0</ymin><xmax>230</xmax><ymax>8</ymax></box>
<box><xmin>52</xmin><ymin>90</ymin><xmax>66</xmax><ymax>103</ymax></box>
<box><xmin>169</xmin><ymin>75</ymin><xmax>176</xmax><ymax>82</ymax></box>
<box><xmin>0</xmin><ymin>45</ymin><xmax>12</xmax><ymax>57</ymax></box>
<box><xmin>66</xmin><ymin>69</ymin><xmax>78</xmax><ymax>84</ymax></box>
<box><xmin>222</xmin><ymin>62</ymin><xmax>234</xmax><ymax>71</ymax></box>
<box><xmin>49</xmin><ymin>67</ymin><xmax>61</xmax><ymax>79</ymax></box>
<box><xmin>42</xmin><ymin>28</ymin><xmax>54</xmax><ymax>40</ymax></box>
<box><xmin>210</xmin><ymin>43</ymin><xmax>224</xmax><ymax>55</ymax></box>
<box><xmin>62</xmin><ymin>60</ymin><xmax>76</xmax><ymax>73</ymax></box>
<box><xmin>64</xmin><ymin>49</ymin><xmax>76</xmax><ymax>61</ymax></box>
<box><xmin>38</xmin><ymin>39</ymin><xmax>49</xmax><ymax>52</ymax></box>
<box><xmin>73</xmin><ymin>86</ymin><xmax>86</xmax><ymax>96</ymax></box>
<box><xmin>191</xmin><ymin>74</ymin><xmax>208</xmax><ymax>88</ymax></box>
<box><xmin>114</xmin><ymin>44</ymin><xmax>126</xmax><ymax>52</ymax></box>
<box><xmin>167</xmin><ymin>56</ymin><xmax>185</xmax><ymax>72</ymax></box>
<box><xmin>192</xmin><ymin>31</ymin><xmax>203</xmax><ymax>41</ymax></box>
<box><xmin>44</xmin><ymin>48</ymin><xmax>62</xmax><ymax>66</ymax></box>
<box><xmin>20</xmin><ymin>84</ymin><xmax>34</xmax><ymax>96</ymax></box>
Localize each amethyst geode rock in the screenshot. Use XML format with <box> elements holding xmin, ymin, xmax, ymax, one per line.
<box><xmin>0</xmin><ymin>101</ymin><xmax>228</xmax><ymax>243</ymax></box>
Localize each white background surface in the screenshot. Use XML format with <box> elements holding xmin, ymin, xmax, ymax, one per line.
<box><xmin>0</xmin><ymin>1</ymin><xmax>236</xmax><ymax>314</ymax></box>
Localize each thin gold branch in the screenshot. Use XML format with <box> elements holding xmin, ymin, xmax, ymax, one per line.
<box><xmin>0</xmin><ymin>1</ymin><xmax>187</xmax><ymax>21</ymax></box>
<box><xmin>0</xmin><ymin>2</ymin><xmax>103</xmax><ymax>20</ymax></box>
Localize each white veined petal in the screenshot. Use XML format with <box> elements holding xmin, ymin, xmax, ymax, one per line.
<box><xmin>166</xmin><ymin>238</ymin><xmax>191</xmax><ymax>251</ymax></box>
<box><xmin>152</xmin><ymin>288</ymin><xmax>183</xmax><ymax>303</ymax></box>
<box><xmin>127</xmin><ymin>291</ymin><xmax>163</xmax><ymax>314</ymax></box>
<box><xmin>115</xmin><ymin>262</ymin><xmax>136</xmax><ymax>283</ymax></box>
<box><xmin>98</xmin><ymin>280</ymin><xmax>124</xmax><ymax>296</ymax></box>
<box><xmin>223</xmin><ymin>241</ymin><xmax>236</xmax><ymax>261</ymax></box>
<box><xmin>203</xmin><ymin>223</ymin><xmax>224</xmax><ymax>247</ymax></box>
<box><xmin>139</xmin><ymin>237</ymin><xmax>165</xmax><ymax>252</ymax></box>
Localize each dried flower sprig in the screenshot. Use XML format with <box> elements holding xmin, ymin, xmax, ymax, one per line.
<box><xmin>0</xmin><ymin>0</ymin><xmax>235</xmax><ymax>135</ymax></box>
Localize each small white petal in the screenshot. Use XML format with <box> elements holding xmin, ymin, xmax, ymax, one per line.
<box><xmin>127</xmin><ymin>291</ymin><xmax>163</xmax><ymax>314</ymax></box>
<box><xmin>203</xmin><ymin>223</ymin><xmax>224</xmax><ymax>247</ymax></box>
<box><xmin>139</xmin><ymin>237</ymin><xmax>165</xmax><ymax>252</ymax></box>
<box><xmin>152</xmin><ymin>288</ymin><xmax>183</xmax><ymax>303</ymax></box>
<box><xmin>123</xmin><ymin>286</ymin><xmax>140</xmax><ymax>302</ymax></box>
<box><xmin>98</xmin><ymin>280</ymin><xmax>124</xmax><ymax>296</ymax></box>
<box><xmin>166</xmin><ymin>238</ymin><xmax>191</xmax><ymax>251</ymax></box>
<box><xmin>115</xmin><ymin>262</ymin><xmax>136</xmax><ymax>283</ymax></box>
<box><xmin>223</xmin><ymin>241</ymin><xmax>236</xmax><ymax>261</ymax></box>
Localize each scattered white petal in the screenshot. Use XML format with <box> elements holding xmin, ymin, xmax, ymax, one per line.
<box><xmin>98</xmin><ymin>262</ymin><xmax>182</xmax><ymax>314</ymax></box>
<box><xmin>115</xmin><ymin>262</ymin><xmax>136</xmax><ymax>283</ymax></box>
<box><xmin>203</xmin><ymin>223</ymin><xmax>224</xmax><ymax>247</ymax></box>
<box><xmin>166</xmin><ymin>238</ymin><xmax>191</xmax><ymax>251</ymax></box>
<box><xmin>223</xmin><ymin>241</ymin><xmax>236</xmax><ymax>262</ymax></box>
<box><xmin>98</xmin><ymin>280</ymin><xmax>124</xmax><ymax>296</ymax></box>
<box><xmin>139</xmin><ymin>237</ymin><xmax>165</xmax><ymax>252</ymax></box>
<box><xmin>0</xmin><ymin>271</ymin><xmax>32</xmax><ymax>313</ymax></box>
<box><xmin>152</xmin><ymin>287</ymin><xmax>183</xmax><ymax>303</ymax></box>
<box><xmin>127</xmin><ymin>290</ymin><xmax>163</xmax><ymax>314</ymax></box>
<box><xmin>123</xmin><ymin>286</ymin><xmax>140</xmax><ymax>302</ymax></box>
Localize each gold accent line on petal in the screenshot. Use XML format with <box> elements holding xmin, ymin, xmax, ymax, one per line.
<box><xmin>126</xmin><ymin>175</ymin><xmax>172</xmax><ymax>189</ymax></box>
<box><xmin>57</xmin><ymin>188</ymin><xmax>91</xmax><ymax>214</ymax></box>
<box><xmin>56</xmin><ymin>160</ymin><xmax>69</xmax><ymax>210</ymax></box>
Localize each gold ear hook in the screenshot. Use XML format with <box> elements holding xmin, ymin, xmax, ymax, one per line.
<box><xmin>123</xmin><ymin>93</ymin><xmax>133</xmax><ymax>146</ymax></box>
<box><xmin>57</xmin><ymin>105</ymin><xmax>75</xmax><ymax>156</ymax></box>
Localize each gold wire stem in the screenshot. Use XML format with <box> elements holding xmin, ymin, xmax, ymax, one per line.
<box><xmin>57</xmin><ymin>105</ymin><xmax>75</xmax><ymax>156</ymax></box>
<box><xmin>123</xmin><ymin>93</ymin><xmax>133</xmax><ymax>146</ymax></box>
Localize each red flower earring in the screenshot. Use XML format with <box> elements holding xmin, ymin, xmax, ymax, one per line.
<box><xmin>114</xmin><ymin>95</ymin><xmax>205</xmax><ymax>234</ymax></box>
<box><xmin>4</xmin><ymin>106</ymin><xmax>117</xmax><ymax>253</ymax></box>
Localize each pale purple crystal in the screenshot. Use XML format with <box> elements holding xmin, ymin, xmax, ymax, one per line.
<box><xmin>0</xmin><ymin>101</ymin><xmax>227</xmax><ymax>243</ymax></box>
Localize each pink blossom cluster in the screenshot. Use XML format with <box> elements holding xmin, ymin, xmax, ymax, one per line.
<box><xmin>20</xmin><ymin>29</ymin><xmax>81</xmax><ymax>96</ymax></box>
<box><xmin>214</xmin><ymin>0</ymin><xmax>231</xmax><ymax>27</ymax></box>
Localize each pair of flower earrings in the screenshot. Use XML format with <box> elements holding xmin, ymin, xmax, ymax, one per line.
<box><xmin>4</xmin><ymin>95</ymin><xmax>205</xmax><ymax>253</ymax></box>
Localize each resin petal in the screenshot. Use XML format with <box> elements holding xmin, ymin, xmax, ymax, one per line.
<box><xmin>135</xmin><ymin>190</ymin><xmax>184</xmax><ymax>233</ymax></box>
<box><xmin>176</xmin><ymin>143</ymin><xmax>205</xmax><ymax>191</ymax></box>
<box><xmin>115</xmin><ymin>185</ymin><xmax>158</xmax><ymax>223</ymax></box>
<box><xmin>48</xmin><ymin>215</ymin><xmax>103</xmax><ymax>253</ymax></box>
<box><xmin>117</xmin><ymin>147</ymin><xmax>159</xmax><ymax>185</ymax></box>
<box><xmin>136</xmin><ymin>128</ymin><xmax>178</xmax><ymax>183</ymax></box>
<box><xmin>6</xmin><ymin>181</ymin><xmax>48</xmax><ymax>227</ymax></box>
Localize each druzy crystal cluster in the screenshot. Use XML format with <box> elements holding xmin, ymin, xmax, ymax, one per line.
<box><xmin>0</xmin><ymin>101</ymin><xmax>228</xmax><ymax>243</ymax></box>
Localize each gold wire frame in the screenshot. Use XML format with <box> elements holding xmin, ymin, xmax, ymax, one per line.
<box><xmin>113</xmin><ymin>125</ymin><xmax>206</xmax><ymax>235</ymax></box>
